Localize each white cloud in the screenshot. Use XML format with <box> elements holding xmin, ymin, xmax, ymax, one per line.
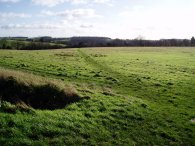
<box><xmin>67</xmin><ymin>0</ymin><xmax>112</xmax><ymax>4</ymax></box>
<box><xmin>0</xmin><ymin>20</ymin><xmax>96</xmax><ymax>37</ymax></box>
<box><xmin>32</xmin><ymin>0</ymin><xmax>112</xmax><ymax>7</ymax></box>
<box><xmin>67</xmin><ymin>0</ymin><xmax>87</xmax><ymax>4</ymax></box>
<box><xmin>80</xmin><ymin>24</ymin><xmax>93</xmax><ymax>28</ymax></box>
<box><xmin>116</xmin><ymin>5</ymin><xmax>195</xmax><ymax>39</ymax></box>
<box><xmin>0</xmin><ymin>12</ymin><xmax>31</xmax><ymax>18</ymax></box>
<box><xmin>93</xmin><ymin>0</ymin><xmax>111</xmax><ymax>3</ymax></box>
<box><xmin>32</xmin><ymin>0</ymin><xmax>65</xmax><ymax>7</ymax></box>
<box><xmin>0</xmin><ymin>0</ymin><xmax>20</xmax><ymax>3</ymax></box>
<box><xmin>0</xmin><ymin>20</ymin><xmax>94</xmax><ymax>30</ymax></box>
<box><xmin>41</xmin><ymin>9</ymin><xmax>100</xmax><ymax>19</ymax></box>
<box><xmin>1</xmin><ymin>23</ymin><xmax>62</xmax><ymax>29</ymax></box>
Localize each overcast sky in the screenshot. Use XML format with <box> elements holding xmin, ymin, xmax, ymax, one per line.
<box><xmin>0</xmin><ymin>0</ymin><xmax>195</xmax><ymax>39</ymax></box>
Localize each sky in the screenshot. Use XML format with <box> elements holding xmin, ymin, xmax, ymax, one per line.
<box><xmin>0</xmin><ymin>0</ymin><xmax>195</xmax><ymax>39</ymax></box>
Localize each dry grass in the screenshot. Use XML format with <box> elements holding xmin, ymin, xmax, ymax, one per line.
<box><xmin>0</xmin><ymin>67</ymin><xmax>75</xmax><ymax>93</ymax></box>
<box><xmin>191</xmin><ymin>119</ymin><xmax>195</xmax><ymax>123</ymax></box>
<box><xmin>0</xmin><ymin>67</ymin><xmax>80</xmax><ymax>110</ymax></box>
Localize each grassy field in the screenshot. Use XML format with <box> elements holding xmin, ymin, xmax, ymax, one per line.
<box><xmin>0</xmin><ymin>47</ymin><xmax>195</xmax><ymax>145</ymax></box>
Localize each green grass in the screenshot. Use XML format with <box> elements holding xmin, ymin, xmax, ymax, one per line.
<box><xmin>0</xmin><ymin>47</ymin><xmax>195</xmax><ymax>145</ymax></box>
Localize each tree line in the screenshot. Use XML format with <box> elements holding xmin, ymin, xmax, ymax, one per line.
<box><xmin>69</xmin><ymin>37</ymin><xmax>195</xmax><ymax>48</ymax></box>
<box><xmin>1</xmin><ymin>36</ymin><xmax>195</xmax><ymax>50</ymax></box>
<box><xmin>0</xmin><ymin>39</ymin><xmax>64</xmax><ymax>50</ymax></box>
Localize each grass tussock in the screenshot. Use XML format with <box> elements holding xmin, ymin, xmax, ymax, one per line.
<box><xmin>0</xmin><ymin>68</ymin><xmax>81</xmax><ymax>110</ymax></box>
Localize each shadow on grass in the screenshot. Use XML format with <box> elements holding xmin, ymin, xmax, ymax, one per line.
<box><xmin>0</xmin><ymin>76</ymin><xmax>81</xmax><ymax>110</ymax></box>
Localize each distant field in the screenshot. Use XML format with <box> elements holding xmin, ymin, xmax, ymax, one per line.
<box><xmin>0</xmin><ymin>47</ymin><xmax>195</xmax><ymax>145</ymax></box>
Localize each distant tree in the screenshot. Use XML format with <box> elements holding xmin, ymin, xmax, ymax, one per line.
<box><xmin>16</xmin><ymin>41</ymin><xmax>20</xmax><ymax>49</ymax></box>
<box><xmin>78</xmin><ymin>42</ymin><xmax>86</xmax><ymax>48</ymax></box>
<box><xmin>0</xmin><ymin>39</ymin><xmax>8</xmax><ymax>49</ymax></box>
<box><xmin>182</xmin><ymin>39</ymin><xmax>189</xmax><ymax>46</ymax></box>
<box><xmin>2</xmin><ymin>43</ymin><xmax>6</xmax><ymax>49</ymax></box>
<box><xmin>40</xmin><ymin>38</ymin><xmax>44</xmax><ymax>42</ymax></box>
<box><xmin>191</xmin><ymin>37</ymin><xmax>195</xmax><ymax>46</ymax></box>
<box><xmin>11</xmin><ymin>41</ymin><xmax>25</xmax><ymax>50</ymax></box>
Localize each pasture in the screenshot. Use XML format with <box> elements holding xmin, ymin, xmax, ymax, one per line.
<box><xmin>0</xmin><ymin>47</ymin><xmax>195</xmax><ymax>145</ymax></box>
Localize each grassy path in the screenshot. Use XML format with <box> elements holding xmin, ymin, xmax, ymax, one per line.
<box><xmin>77</xmin><ymin>48</ymin><xmax>144</xmax><ymax>96</ymax></box>
<box><xmin>77</xmin><ymin>49</ymin><xmax>121</xmax><ymax>77</ymax></box>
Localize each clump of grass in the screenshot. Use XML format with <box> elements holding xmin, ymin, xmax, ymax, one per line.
<box><xmin>0</xmin><ymin>68</ymin><xmax>81</xmax><ymax>110</ymax></box>
<box><xmin>190</xmin><ymin>119</ymin><xmax>195</xmax><ymax>123</ymax></box>
<box><xmin>102</xmin><ymin>87</ymin><xmax>115</xmax><ymax>96</ymax></box>
<box><xmin>0</xmin><ymin>100</ymin><xmax>34</xmax><ymax>114</ymax></box>
<box><xmin>0</xmin><ymin>101</ymin><xmax>18</xmax><ymax>113</ymax></box>
<box><xmin>106</xmin><ymin>76</ymin><xmax>119</xmax><ymax>83</ymax></box>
